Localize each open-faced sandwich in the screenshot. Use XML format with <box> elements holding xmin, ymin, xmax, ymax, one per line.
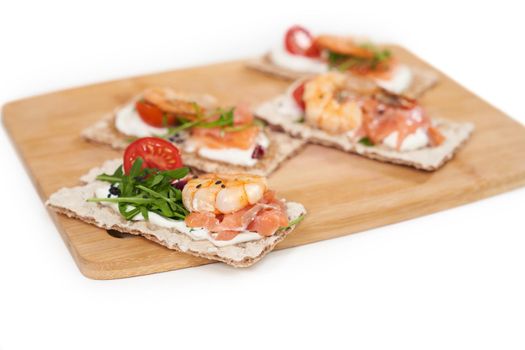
<box><xmin>46</xmin><ymin>137</ymin><xmax>306</xmax><ymax>267</ymax></box>
<box><xmin>255</xmin><ymin>72</ymin><xmax>474</xmax><ymax>171</ymax></box>
<box><xmin>82</xmin><ymin>87</ymin><xmax>305</xmax><ymax>176</ymax></box>
<box><xmin>247</xmin><ymin>25</ymin><xmax>438</xmax><ymax>98</ymax></box>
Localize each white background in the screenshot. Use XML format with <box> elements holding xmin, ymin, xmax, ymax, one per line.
<box><xmin>1</xmin><ymin>1</ymin><xmax>524</xmax><ymax>349</ymax></box>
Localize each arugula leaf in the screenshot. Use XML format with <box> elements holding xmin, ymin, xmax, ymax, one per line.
<box><xmin>327</xmin><ymin>44</ymin><xmax>392</xmax><ymax>71</ymax></box>
<box><xmin>150</xmin><ymin>174</ymin><xmax>164</xmax><ymax>187</ymax></box>
<box><xmin>139</xmin><ymin>206</ymin><xmax>149</xmax><ymax>221</ymax></box>
<box><xmin>278</xmin><ymin>214</ymin><xmax>305</xmax><ymax>231</ymax></box>
<box><xmin>336</xmin><ymin>57</ymin><xmax>364</xmax><ymax>72</ymax></box>
<box><xmin>358</xmin><ymin>137</ymin><xmax>374</xmax><ymax>146</ymax></box>
<box><xmin>88</xmin><ymin>159</ymin><xmax>190</xmax><ymax>222</ymax></box>
<box><xmin>129</xmin><ymin>157</ymin><xmax>143</xmax><ymax>179</ymax></box>
<box><xmin>197</xmin><ymin>108</ymin><xmax>234</xmax><ymax>128</ymax></box>
<box><xmin>327</xmin><ymin>51</ymin><xmax>350</xmax><ymax>65</ymax></box>
<box><xmin>96</xmin><ymin>174</ymin><xmax>123</xmax><ymax>183</ymax></box>
<box><xmin>163</xmin><ymin>167</ymin><xmax>189</xmax><ymax>179</ymax></box>
<box><xmin>123</xmin><ymin>206</ymin><xmax>142</xmax><ymax>221</ymax></box>
<box><xmin>160</xmin><ymin>107</ymin><xmax>262</xmax><ymax>142</ymax></box>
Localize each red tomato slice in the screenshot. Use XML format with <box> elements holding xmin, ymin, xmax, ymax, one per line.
<box><xmin>123</xmin><ymin>137</ymin><xmax>183</xmax><ymax>174</ymax></box>
<box><xmin>284</xmin><ymin>25</ymin><xmax>320</xmax><ymax>58</ymax></box>
<box><xmin>135</xmin><ymin>100</ymin><xmax>176</xmax><ymax>128</ymax></box>
<box><xmin>292</xmin><ymin>81</ymin><xmax>306</xmax><ymax>110</ymax></box>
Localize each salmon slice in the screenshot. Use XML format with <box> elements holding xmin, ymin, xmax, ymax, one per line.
<box><xmin>214</xmin><ymin>204</ymin><xmax>266</xmax><ymax>232</ymax></box>
<box><xmin>192</xmin><ymin>125</ymin><xmax>260</xmax><ymax>150</ymax></box>
<box><xmin>247</xmin><ymin>208</ymin><xmax>289</xmax><ymax>237</ymax></box>
<box><xmin>213</xmin><ymin>230</ymin><xmax>240</xmax><ymax>241</ymax></box>
<box><xmin>233</xmin><ymin>103</ymin><xmax>254</xmax><ymax>125</ymax></box>
<box><xmin>361</xmin><ymin>96</ymin><xmax>431</xmax><ymax>149</ymax></box>
<box><xmin>428</xmin><ymin>126</ymin><xmax>445</xmax><ymax>147</ymax></box>
<box><xmin>354</xmin><ymin>60</ymin><xmax>395</xmax><ymax>80</ymax></box>
<box><xmin>185</xmin><ymin>212</ymin><xmax>248</xmax><ymax>241</ymax></box>
<box><xmin>185</xmin><ymin>211</ymin><xmax>219</xmax><ymax>230</ymax></box>
<box><xmin>185</xmin><ymin>190</ymin><xmax>289</xmax><ymax>241</ymax></box>
<box><xmin>191</xmin><ymin>103</ymin><xmax>259</xmax><ymax>150</ymax></box>
<box><xmin>315</xmin><ymin>35</ymin><xmax>375</xmax><ymax>58</ymax></box>
<box><xmin>260</xmin><ymin>190</ymin><xmax>286</xmax><ymax>211</ymax></box>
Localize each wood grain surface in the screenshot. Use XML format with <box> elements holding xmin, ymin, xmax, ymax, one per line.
<box><xmin>3</xmin><ymin>46</ymin><xmax>525</xmax><ymax>279</ymax></box>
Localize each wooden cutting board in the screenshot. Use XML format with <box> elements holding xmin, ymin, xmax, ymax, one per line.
<box><xmin>3</xmin><ymin>46</ymin><xmax>525</xmax><ymax>279</ymax></box>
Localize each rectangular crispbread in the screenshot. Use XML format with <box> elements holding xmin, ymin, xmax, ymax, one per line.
<box><xmin>46</xmin><ymin>160</ymin><xmax>307</xmax><ymax>267</ymax></box>
<box><xmin>82</xmin><ymin>113</ymin><xmax>306</xmax><ymax>177</ymax></box>
<box><xmin>246</xmin><ymin>55</ymin><xmax>439</xmax><ymax>98</ymax></box>
<box><xmin>255</xmin><ymin>95</ymin><xmax>475</xmax><ymax>171</ymax></box>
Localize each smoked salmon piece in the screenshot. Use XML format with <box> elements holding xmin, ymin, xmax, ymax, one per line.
<box><xmin>247</xmin><ymin>208</ymin><xmax>288</xmax><ymax>237</ymax></box>
<box><xmin>428</xmin><ymin>126</ymin><xmax>445</xmax><ymax>147</ymax></box>
<box><xmin>185</xmin><ymin>211</ymin><xmax>219</xmax><ymax>229</ymax></box>
<box><xmin>233</xmin><ymin>103</ymin><xmax>254</xmax><ymax>125</ymax></box>
<box><xmin>191</xmin><ymin>125</ymin><xmax>259</xmax><ymax>150</ymax></box>
<box><xmin>191</xmin><ymin>103</ymin><xmax>259</xmax><ymax>150</ymax></box>
<box><xmin>361</xmin><ymin>95</ymin><xmax>431</xmax><ymax>150</ymax></box>
<box><xmin>184</xmin><ymin>189</ymin><xmax>289</xmax><ymax>241</ymax></box>
<box><xmin>213</xmin><ymin>230</ymin><xmax>241</xmax><ymax>241</ymax></box>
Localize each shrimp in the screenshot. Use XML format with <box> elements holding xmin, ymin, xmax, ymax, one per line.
<box><xmin>182</xmin><ymin>174</ymin><xmax>268</xmax><ymax>214</ymax></box>
<box><xmin>143</xmin><ymin>87</ymin><xmax>217</xmax><ymax>117</ymax></box>
<box><xmin>303</xmin><ymin>72</ymin><xmax>375</xmax><ymax>134</ymax></box>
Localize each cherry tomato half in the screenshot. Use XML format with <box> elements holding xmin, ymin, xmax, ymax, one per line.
<box><xmin>284</xmin><ymin>25</ymin><xmax>320</xmax><ymax>58</ymax></box>
<box><xmin>292</xmin><ymin>81</ymin><xmax>306</xmax><ymax>110</ymax></box>
<box><xmin>135</xmin><ymin>100</ymin><xmax>177</xmax><ymax>128</ymax></box>
<box><xmin>123</xmin><ymin>137</ymin><xmax>183</xmax><ymax>174</ymax></box>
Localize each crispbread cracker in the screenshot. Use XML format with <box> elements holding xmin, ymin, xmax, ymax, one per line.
<box><xmin>79</xmin><ymin>158</ymin><xmax>122</xmax><ymax>183</ymax></box>
<box><xmin>82</xmin><ymin>115</ymin><xmax>306</xmax><ymax>176</ymax></box>
<box><xmin>255</xmin><ymin>95</ymin><xmax>474</xmax><ymax>171</ymax></box>
<box><xmin>246</xmin><ymin>55</ymin><xmax>439</xmax><ymax>98</ymax></box>
<box><xmin>46</xmin><ymin>168</ymin><xmax>306</xmax><ymax>268</ymax></box>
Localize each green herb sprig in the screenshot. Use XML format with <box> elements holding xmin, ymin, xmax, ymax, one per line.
<box><xmin>87</xmin><ymin>158</ymin><xmax>189</xmax><ymax>221</ymax></box>
<box><xmin>327</xmin><ymin>43</ymin><xmax>391</xmax><ymax>72</ymax></box>
<box><xmin>156</xmin><ymin>107</ymin><xmax>238</xmax><ymax>139</ymax></box>
<box><xmin>278</xmin><ymin>214</ymin><xmax>305</xmax><ymax>232</ymax></box>
<box><xmin>358</xmin><ymin>137</ymin><xmax>375</xmax><ymax>146</ymax></box>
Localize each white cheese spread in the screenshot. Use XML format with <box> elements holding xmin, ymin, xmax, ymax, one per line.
<box><xmin>375</xmin><ymin>64</ymin><xmax>413</xmax><ymax>94</ymax></box>
<box><xmin>114</xmin><ymin>101</ymin><xmax>168</xmax><ymax>137</ymax></box>
<box><xmin>114</xmin><ymin>101</ymin><xmax>269</xmax><ymax>166</ymax></box>
<box><xmin>184</xmin><ymin>132</ymin><xmax>270</xmax><ymax>167</ymax></box>
<box><xmin>94</xmin><ymin>186</ymin><xmax>262</xmax><ymax>247</ymax></box>
<box><xmin>269</xmin><ymin>45</ymin><xmax>328</xmax><ymax>74</ymax></box>
<box><xmin>382</xmin><ymin>127</ymin><xmax>429</xmax><ymax>151</ymax></box>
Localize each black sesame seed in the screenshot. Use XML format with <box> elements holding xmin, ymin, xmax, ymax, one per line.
<box><xmin>215</xmin><ymin>180</ymin><xmax>222</xmax><ymax>185</ymax></box>
<box><xmin>196</xmin><ymin>184</ymin><xmax>202</xmax><ymax>189</ymax></box>
<box><xmin>221</xmin><ymin>184</ymin><xmax>226</xmax><ymax>188</ymax></box>
<box><xmin>109</xmin><ymin>186</ymin><xmax>121</xmax><ymax>196</ymax></box>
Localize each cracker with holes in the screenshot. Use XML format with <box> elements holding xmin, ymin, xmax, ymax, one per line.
<box><xmin>254</xmin><ymin>72</ymin><xmax>474</xmax><ymax>171</ymax></box>
<box><xmin>82</xmin><ymin>87</ymin><xmax>306</xmax><ymax>176</ymax></box>
<box><xmin>46</xmin><ymin>148</ymin><xmax>306</xmax><ymax>268</ymax></box>
<box><xmin>246</xmin><ymin>25</ymin><xmax>438</xmax><ymax>98</ymax></box>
